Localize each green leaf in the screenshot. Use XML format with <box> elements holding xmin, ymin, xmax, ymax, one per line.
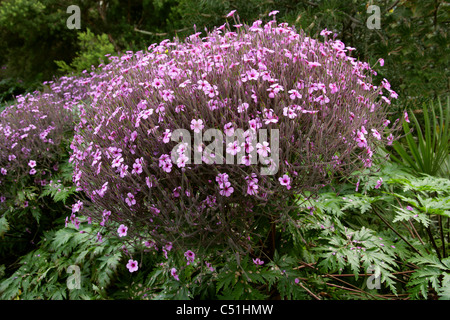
<box><xmin>0</xmin><ymin>216</ymin><xmax>9</xmax><ymax>237</ymax></box>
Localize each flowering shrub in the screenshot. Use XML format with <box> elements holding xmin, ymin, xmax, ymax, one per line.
<box><xmin>0</xmin><ymin>73</ymin><xmax>95</xmax><ymax>261</ymax></box>
<box><xmin>70</xmin><ymin>13</ymin><xmax>399</xmax><ymax>257</ymax></box>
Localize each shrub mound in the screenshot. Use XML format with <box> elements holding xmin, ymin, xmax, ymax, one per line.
<box><xmin>70</xmin><ymin>14</ymin><xmax>399</xmax><ymax>254</ymax></box>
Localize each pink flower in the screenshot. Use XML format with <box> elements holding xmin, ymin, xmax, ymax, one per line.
<box><xmin>268</xmin><ymin>10</ymin><xmax>279</xmax><ymax>16</ymax></box>
<box><xmin>161</xmin><ymin>161</ymin><xmax>172</xmax><ymax>173</ymax></box>
<box><xmin>162</xmin><ymin>129</ymin><xmax>172</xmax><ymax>143</ymax></box>
<box><xmin>216</xmin><ymin>172</ymin><xmax>229</xmax><ymax>187</ymax></box>
<box><xmin>0</xmin><ymin>168</ymin><xmax>6</xmax><ymax>175</ymax></box>
<box><xmin>387</xmin><ymin>133</ymin><xmax>394</xmax><ymax>146</ymax></box>
<box><xmin>308</xmin><ymin>61</ymin><xmax>322</xmax><ymax>68</ymax></box>
<box><xmin>375</xmin><ymin>178</ymin><xmax>383</xmax><ymax>189</ymax></box>
<box><xmin>371</xmin><ymin>129</ymin><xmax>381</xmax><ymax>140</ymax></box>
<box><xmin>72</xmin><ymin>200</ymin><xmax>83</xmax><ymax>213</ymax></box>
<box><xmin>28</xmin><ymin>160</ymin><xmax>36</xmax><ymax>168</ymax></box>
<box><xmin>132</xmin><ymin>161</ymin><xmax>143</xmax><ymax>175</ymax></box>
<box><xmin>278</xmin><ymin>174</ymin><xmax>291</xmax><ymax>190</ymax></box>
<box><xmin>253</xmin><ymin>258</ymin><xmax>264</xmax><ymax>265</ymax></box>
<box><xmin>237</xmin><ymin>102</ymin><xmax>249</xmax><ymax>113</ymax></box>
<box><xmin>205</xmin><ymin>85</ymin><xmax>218</xmax><ymax>98</ymax></box>
<box><xmin>176</xmin><ymin>153</ymin><xmax>189</xmax><ymax>168</ymax></box>
<box><xmin>125</xmin><ymin>193</ymin><xmax>136</xmax><ymax>206</ymax></box>
<box><xmin>219</xmin><ymin>181</ymin><xmax>234</xmax><ymax>197</ymax></box>
<box><xmin>184</xmin><ymin>250</ymin><xmax>195</xmax><ymax>265</ymax></box>
<box><xmin>171</xmin><ymin>267</ymin><xmax>180</xmax><ymax>281</ymax></box>
<box><xmin>224</xmin><ymin>122</ymin><xmax>235</xmax><ymax>136</ymax></box>
<box><xmin>329</xmin><ymin>83</ymin><xmax>338</xmax><ymax>94</ymax></box>
<box><xmin>159</xmin><ymin>154</ymin><xmax>173</xmax><ymax>172</ymax></box>
<box><xmin>288</xmin><ymin>89</ymin><xmax>302</xmax><ymax>100</ymax></box>
<box><xmin>379</xmin><ymin>58</ymin><xmax>385</xmax><ymax>67</ymax></box>
<box><xmin>137</xmin><ymin>100</ymin><xmax>147</xmax><ymax>109</ymax></box>
<box><xmin>130</xmin><ymin>131</ymin><xmax>138</xmax><ymax>142</ymax></box>
<box><xmin>205</xmin><ymin>261</ymin><xmax>215</xmax><ymax>272</ymax></box>
<box><xmin>175</xmin><ymin>104</ymin><xmax>185</xmax><ymax>113</ymax></box>
<box><xmin>190</xmin><ymin>119</ymin><xmax>204</xmax><ymax>133</ymax></box>
<box><xmin>242</xmin><ymin>140</ymin><xmax>254</xmax><ymax>153</ymax></box>
<box><xmin>404</xmin><ymin>111</ymin><xmax>410</xmax><ymax>123</ymax></box>
<box><xmin>256</xmin><ymin>141</ymin><xmax>270</xmax><ymax>157</ymax></box>
<box><xmin>283</xmin><ymin>106</ymin><xmax>297</xmax><ymax>119</ymax></box>
<box><xmin>263</xmin><ymin>108</ymin><xmax>278</xmax><ymax>124</ymax></box>
<box><xmin>197</xmin><ymin>80</ymin><xmax>210</xmax><ymax>91</ymax></box>
<box><xmin>241</xmin><ymin>154</ymin><xmax>253</xmax><ymax>166</ymax></box>
<box><xmin>97</xmin><ymin>182</ymin><xmax>108</xmax><ymax>197</ymax></box>
<box><xmin>118</xmin><ymin>224</ymin><xmax>128</xmax><ymax>237</ymax></box>
<box><xmin>119</xmin><ymin>164</ymin><xmax>128</xmax><ymax>178</ymax></box>
<box><xmin>247</xmin><ymin>181</ymin><xmax>258</xmax><ymax>195</ymax></box>
<box><xmin>111</xmin><ymin>156</ymin><xmax>124</xmax><ymax>168</ymax></box>
<box><xmin>126</xmin><ymin>259</ymin><xmax>138</xmax><ymax>273</ymax></box>
<box><xmin>246</xmin><ymin>69</ymin><xmax>259</xmax><ymax>81</ymax></box>
<box><xmin>29</xmin><ymin>168</ymin><xmax>36</xmax><ymax>175</ymax></box>
<box><xmin>226</xmin><ymin>10</ymin><xmax>236</xmax><ymax>18</ymax></box>
<box><xmin>226</xmin><ymin>141</ymin><xmax>241</xmax><ymax>155</ymax></box>
<box><xmin>318</xmin><ymin>28</ymin><xmax>332</xmax><ymax>37</ymax></box>
<box><xmin>356</xmin><ymin>131</ymin><xmax>367</xmax><ymax>148</ymax></box>
<box><xmin>161</xmin><ymin>89</ymin><xmax>174</xmax><ymax>102</ymax></box>
<box><xmin>151</xmin><ymin>78</ymin><xmax>164</xmax><ymax>89</ymax></box>
<box><xmin>248</xmin><ymin>119</ymin><xmax>260</xmax><ymax>131</ymax></box>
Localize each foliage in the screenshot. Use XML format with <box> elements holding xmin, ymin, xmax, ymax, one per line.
<box><xmin>55</xmin><ymin>28</ymin><xmax>116</xmax><ymax>75</ymax></box>
<box><xmin>389</xmin><ymin>97</ymin><xmax>450</xmax><ymax>178</ymax></box>
<box><xmin>0</xmin><ymin>217</ymin><xmax>129</xmax><ymax>300</ymax></box>
<box><xmin>0</xmin><ymin>0</ymin><xmax>78</xmax><ymax>89</ymax></box>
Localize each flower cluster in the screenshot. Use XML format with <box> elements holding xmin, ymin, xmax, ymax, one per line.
<box><xmin>69</xmin><ymin>13</ymin><xmax>399</xmax><ymax>253</ymax></box>
<box><xmin>0</xmin><ymin>73</ymin><xmax>95</xmax><ymax>211</ymax></box>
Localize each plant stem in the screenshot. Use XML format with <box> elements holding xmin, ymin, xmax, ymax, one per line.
<box><xmin>297</xmin><ymin>280</ymin><xmax>321</xmax><ymax>300</ymax></box>
<box><xmin>373</xmin><ymin>206</ymin><xmax>423</xmax><ymax>256</ymax></box>
<box><xmin>426</xmin><ymin>225</ymin><xmax>442</xmax><ymax>260</ymax></box>
<box><xmin>438</xmin><ymin>215</ymin><xmax>446</xmax><ymax>258</ymax></box>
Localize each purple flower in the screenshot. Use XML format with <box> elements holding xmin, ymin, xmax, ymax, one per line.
<box><xmin>226</xmin><ymin>141</ymin><xmax>241</xmax><ymax>155</ymax></box>
<box><xmin>278</xmin><ymin>174</ymin><xmax>291</xmax><ymax>190</ymax></box>
<box><xmin>125</xmin><ymin>193</ymin><xmax>136</xmax><ymax>206</ymax></box>
<box><xmin>226</xmin><ymin>10</ymin><xmax>236</xmax><ymax>18</ymax></box>
<box><xmin>190</xmin><ymin>119</ymin><xmax>204</xmax><ymax>133</ymax></box>
<box><xmin>28</xmin><ymin>160</ymin><xmax>36</xmax><ymax>168</ymax></box>
<box><xmin>126</xmin><ymin>259</ymin><xmax>138</xmax><ymax>273</ymax></box>
<box><xmin>171</xmin><ymin>267</ymin><xmax>180</xmax><ymax>281</ymax></box>
<box><xmin>118</xmin><ymin>224</ymin><xmax>128</xmax><ymax>237</ymax></box>
<box><xmin>375</xmin><ymin>178</ymin><xmax>383</xmax><ymax>189</ymax></box>
<box><xmin>219</xmin><ymin>181</ymin><xmax>234</xmax><ymax>197</ymax></box>
<box><xmin>184</xmin><ymin>250</ymin><xmax>195</xmax><ymax>265</ymax></box>
<box><xmin>72</xmin><ymin>200</ymin><xmax>83</xmax><ymax>213</ymax></box>
<box><xmin>256</xmin><ymin>141</ymin><xmax>270</xmax><ymax>157</ymax></box>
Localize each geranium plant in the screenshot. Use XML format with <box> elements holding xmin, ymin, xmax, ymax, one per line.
<box><xmin>69</xmin><ymin>12</ymin><xmax>400</xmax><ymax>267</ymax></box>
